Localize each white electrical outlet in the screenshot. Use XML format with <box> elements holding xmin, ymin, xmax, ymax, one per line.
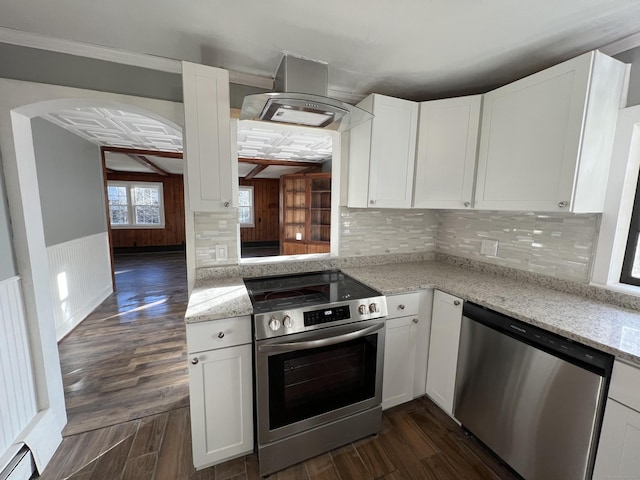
<box><xmin>480</xmin><ymin>239</ymin><xmax>498</xmax><ymax>257</ymax></box>
<box><xmin>215</xmin><ymin>244</ymin><xmax>228</xmax><ymax>261</ymax></box>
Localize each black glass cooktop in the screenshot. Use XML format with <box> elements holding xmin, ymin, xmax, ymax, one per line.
<box><xmin>244</xmin><ymin>270</ymin><xmax>381</xmax><ymax>314</ymax></box>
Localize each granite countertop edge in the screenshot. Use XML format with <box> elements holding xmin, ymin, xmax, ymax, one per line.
<box><xmin>185</xmin><ymin>260</ymin><xmax>640</xmax><ymax>366</ymax></box>
<box><xmin>341</xmin><ymin>262</ymin><xmax>640</xmax><ymax>366</ymax></box>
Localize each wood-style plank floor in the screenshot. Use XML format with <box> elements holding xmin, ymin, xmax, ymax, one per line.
<box><xmin>41</xmin><ymin>253</ymin><xmax>520</xmax><ymax>480</ymax></box>
<box><xmin>58</xmin><ymin>252</ymin><xmax>190</xmax><ymax>437</ymax></box>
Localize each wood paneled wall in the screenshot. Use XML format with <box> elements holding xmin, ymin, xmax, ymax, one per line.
<box><xmin>239</xmin><ymin>178</ymin><xmax>280</xmax><ymax>243</ymax></box>
<box><xmin>107</xmin><ymin>172</ymin><xmax>185</xmax><ymax>248</ymax></box>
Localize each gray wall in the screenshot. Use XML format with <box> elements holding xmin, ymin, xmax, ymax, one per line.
<box><xmin>0</xmin><ymin>156</ymin><xmax>17</xmax><ymax>281</ymax></box>
<box><xmin>615</xmin><ymin>46</ymin><xmax>640</xmax><ymax>107</ymax></box>
<box><xmin>33</xmin><ymin>118</ymin><xmax>107</xmax><ymax>247</ymax></box>
<box><xmin>0</xmin><ymin>42</ymin><xmax>269</xmax><ymax>108</ymax></box>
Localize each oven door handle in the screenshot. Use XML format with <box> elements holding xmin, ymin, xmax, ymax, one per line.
<box><xmin>258</xmin><ymin>322</ymin><xmax>384</xmax><ymax>353</ymax></box>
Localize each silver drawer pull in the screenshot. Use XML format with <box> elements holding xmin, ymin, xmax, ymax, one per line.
<box><xmin>217</xmin><ymin>332</ymin><xmax>225</xmax><ymax>339</ymax></box>
<box><xmin>453</xmin><ymin>300</ymin><xmax>461</xmax><ymax>306</ymax></box>
<box><xmin>398</xmin><ymin>304</ymin><xmax>405</xmax><ymax>310</ymax></box>
<box><xmin>191</xmin><ymin>357</ymin><xmax>199</xmax><ymax>365</ymax></box>
<box><xmin>412</xmin><ymin>318</ymin><xmax>419</xmax><ymax>324</ymax></box>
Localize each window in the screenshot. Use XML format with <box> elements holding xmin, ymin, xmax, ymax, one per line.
<box><xmin>238</xmin><ymin>186</ymin><xmax>254</xmax><ymax>227</ymax></box>
<box><xmin>621</xmin><ymin>170</ymin><xmax>640</xmax><ymax>286</ymax></box>
<box><xmin>107</xmin><ymin>181</ymin><xmax>165</xmax><ymax>228</ymax></box>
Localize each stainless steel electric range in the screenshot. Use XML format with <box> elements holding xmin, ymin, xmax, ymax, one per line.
<box><xmin>244</xmin><ymin>270</ymin><xmax>388</xmax><ymax>476</ymax></box>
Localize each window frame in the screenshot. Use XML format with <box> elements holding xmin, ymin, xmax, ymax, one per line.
<box><xmin>238</xmin><ymin>185</ymin><xmax>255</xmax><ymax>228</ymax></box>
<box><xmin>620</xmin><ymin>168</ymin><xmax>640</xmax><ymax>286</ymax></box>
<box><xmin>107</xmin><ymin>180</ymin><xmax>166</xmax><ymax>229</ymax></box>
<box><xmin>591</xmin><ymin>105</ymin><xmax>640</xmax><ymax>293</ymax></box>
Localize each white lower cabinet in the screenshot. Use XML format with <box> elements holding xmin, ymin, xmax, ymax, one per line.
<box><xmin>187</xmin><ymin>317</ymin><xmax>253</xmax><ymax>470</ymax></box>
<box><xmin>382</xmin><ymin>291</ymin><xmax>432</xmax><ymax>410</ymax></box>
<box><xmin>425</xmin><ymin>290</ymin><xmax>463</xmax><ymax>416</ymax></box>
<box><xmin>593</xmin><ymin>360</ymin><xmax>640</xmax><ymax>479</ymax></box>
<box><xmin>382</xmin><ymin>314</ymin><xmax>418</xmax><ymax>409</ymax></box>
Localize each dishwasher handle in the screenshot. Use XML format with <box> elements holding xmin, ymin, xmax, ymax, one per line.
<box><xmin>463</xmin><ymin>302</ymin><xmax>613</xmax><ymax>376</ymax></box>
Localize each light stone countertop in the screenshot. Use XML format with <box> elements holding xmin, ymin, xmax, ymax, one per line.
<box><xmin>184</xmin><ymin>276</ymin><xmax>253</xmax><ymax>323</ymax></box>
<box><xmin>184</xmin><ymin>260</ymin><xmax>640</xmax><ymax>366</ymax></box>
<box><xmin>342</xmin><ymin>262</ymin><xmax>640</xmax><ymax>366</ymax></box>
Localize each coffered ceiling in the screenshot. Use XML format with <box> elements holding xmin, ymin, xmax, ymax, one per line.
<box><xmin>40</xmin><ymin>107</ymin><xmax>332</xmax><ymax>178</ymax></box>
<box><xmin>2</xmin><ymin>1</ymin><xmax>640</xmax><ymax>100</ymax></box>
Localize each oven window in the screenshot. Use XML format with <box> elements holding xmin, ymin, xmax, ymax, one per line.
<box><xmin>268</xmin><ymin>334</ymin><xmax>378</xmax><ymax>430</ymax></box>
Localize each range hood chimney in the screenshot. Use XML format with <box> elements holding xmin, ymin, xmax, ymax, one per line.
<box><xmin>240</xmin><ymin>55</ymin><xmax>372</xmax><ymax>131</ymax></box>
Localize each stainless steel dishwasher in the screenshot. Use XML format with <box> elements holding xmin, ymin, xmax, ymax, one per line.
<box><xmin>454</xmin><ymin>302</ymin><xmax>614</xmax><ymax>480</ymax></box>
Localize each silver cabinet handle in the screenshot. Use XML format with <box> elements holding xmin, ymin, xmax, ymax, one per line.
<box><xmin>398</xmin><ymin>304</ymin><xmax>405</xmax><ymax>310</ymax></box>
<box><xmin>453</xmin><ymin>300</ymin><xmax>461</xmax><ymax>306</ymax></box>
<box><xmin>217</xmin><ymin>332</ymin><xmax>225</xmax><ymax>339</ymax></box>
<box><xmin>412</xmin><ymin>318</ymin><xmax>419</xmax><ymax>324</ymax></box>
<box><xmin>191</xmin><ymin>357</ymin><xmax>199</xmax><ymax>365</ymax></box>
<box><xmin>464</xmin><ymin>202</ymin><xmax>470</xmax><ymax>207</ymax></box>
<box><xmin>259</xmin><ymin>323</ymin><xmax>384</xmax><ymax>354</ymax></box>
<box><xmin>558</xmin><ymin>201</ymin><xmax>568</xmax><ymax>208</ymax></box>
<box><xmin>224</xmin><ymin>201</ymin><xmax>230</xmax><ymax>207</ymax></box>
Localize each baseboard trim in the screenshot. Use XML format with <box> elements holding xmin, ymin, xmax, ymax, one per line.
<box><xmin>55</xmin><ymin>285</ymin><xmax>112</xmax><ymax>342</ymax></box>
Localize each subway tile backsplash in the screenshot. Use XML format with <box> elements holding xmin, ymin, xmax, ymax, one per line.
<box><xmin>194</xmin><ymin>211</ymin><xmax>239</xmax><ymax>268</ymax></box>
<box><xmin>437</xmin><ymin>210</ymin><xmax>600</xmax><ymax>283</ymax></box>
<box><xmin>339</xmin><ymin>208</ymin><xmax>438</xmax><ymax>257</ymax></box>
<box><xmin>193</xmin><ymin>207</ymin><xmax>601</xmax><ymax>284</ymax></box>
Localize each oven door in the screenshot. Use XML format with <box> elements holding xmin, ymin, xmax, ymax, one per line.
<box><xmin>255</xmin><ymin>319</ymin><xmax>385</xmax><ymax>445</ymax></box>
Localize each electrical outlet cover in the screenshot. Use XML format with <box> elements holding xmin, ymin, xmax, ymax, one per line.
<box><xmin>480</xmin><ymin>239</ymin><xmax>498</xmax><ymax>257</ymax></box>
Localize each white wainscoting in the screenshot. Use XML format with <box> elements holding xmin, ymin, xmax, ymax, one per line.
<box><xmin>0</xmin><ymin>276</ymin><xmax>37</xmax><ymax>472</ymax></box>
<box><xmin>47</xmin><ymin>232</ymin><xmax>113</xmax><ymax>341</ymax></box>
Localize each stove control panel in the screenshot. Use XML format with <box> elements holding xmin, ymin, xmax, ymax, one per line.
<box><xmin>253</xmin><ymin>297</ymin><xmax>388</xmax><ymax>340</ymax></box>
<box><xmin>304</xmin><ymin>305</ymin><xmax>350</xmax><ymax>326</ymax></box>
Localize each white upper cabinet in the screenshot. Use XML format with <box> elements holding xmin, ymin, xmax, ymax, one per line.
<box><xmin>474</xmin><ymin>51</ymin><xmax>627</xmax><ymax>213</ymax></box>
<box><xmin>182</xmin><ymin>61</ymin><xmax>236</xmax><ymax>211</ymax></box>
<box><xmin>348</xmin><ymin>94</ymin><xmax>419</xmax><ymax>208</ymax></box>
<box><xmin>413</xmin><ymin>96</ymin><xmax>482</xmax><ymax>209</ymax></box>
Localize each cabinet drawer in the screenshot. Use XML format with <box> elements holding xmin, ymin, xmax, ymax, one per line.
<box><xmin>609</xmin><ymin>360</ymin><xmax>640</xmax><ymax>412</ymax></box>
<box><xmin>187</xmin><ymin>316</ymin><xmax>252</xmax><ymax>353</ymax></box>
<box><xmin>386</xmin><ymin>293</ymin><xmax>419</xmax><ymax>319</ymax></box>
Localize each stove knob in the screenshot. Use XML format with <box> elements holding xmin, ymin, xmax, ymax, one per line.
<box><xmin>269</xmin><ymin>317</ymin><xmax>282</xmax><ymax>331</ymax></box>
<box><xmin>358</xmin><ymin>304</ymin><xmax>368</xmax><ymax>315</ymax></box>
<box><xmin>369</xmin><ymin>303</ymin><xmax>379</xmax><ymax>313</ymax></box>
<box><xmin>283</xmin><ymin>315</ymin><xmax>293</xmax><ymax>329</ymax></box>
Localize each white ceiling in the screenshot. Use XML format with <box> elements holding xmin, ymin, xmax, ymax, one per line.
<box><xmin>2</xmin><ymin>1</ymin><xmax>640</xmax><ymax>100</ymax></box>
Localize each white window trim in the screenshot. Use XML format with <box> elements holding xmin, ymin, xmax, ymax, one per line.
<box><xmin>238</xmin><ymin>185</ymin><xmax>255</xmax><ymax>228</ymax></box>
<box><xmin>108</xmin><ymin>180</ymin><xmax>166</xmax><ymax>229</ymax></box>
<box><xmin>591</xmin><ymin>105</ymin><xmax>640</xmax><ymax>296</ymax></box>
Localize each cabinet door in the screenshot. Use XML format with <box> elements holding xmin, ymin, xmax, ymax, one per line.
<box><xmin>382</xmin><ymin>315</ymin><xmax>418</xmax><ymax>409</ymax></box>
<box><xmin>474</xmin><ymin>52</ymin><xmax>593</xmax><ymax>212</ymax></box>
<box><xmin>369</xmin><ymin>95</ymin><xmax>418</xmax><ymax>208</ymax></box>
<box><xmin>593</xmin><ymin>399</ymin><xmax>640</xmax><ymax>479</ymax></box>
<box><xmin>426</xmin><ymin>290</ymin><xmax>463</xmax><ymax>416</ymax></box>
<box><xmin>413</xmin><ymin>290</ymin><xmax>433</xmax><ymax>397</ymax></box>
<box><xmin>188</xmin><ymin>344</ymin><xmax>253</xmax><ymax>469</ymax></box>
<box><xmin>413</xmin><ymin>96</ymin><xmax>481</xmax><ymax>209</ymax></box>
<box><xmin>182</xmin><ymin>61</ymin><xmax>236</xmax><ymax>211</ymax></box>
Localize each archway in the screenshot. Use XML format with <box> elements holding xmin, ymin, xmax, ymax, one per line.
<box><xmin>0</xmin><ymin>78</ymin><xmax>185</xmax><ymax>471</ymax></box>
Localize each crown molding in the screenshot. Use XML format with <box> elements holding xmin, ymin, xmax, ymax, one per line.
<box><xmin>0</xmin><ymin>26</ymin><xmax>182</xmax><ymax>73</ymax></box>
<box><xmin>0</xmin><ymin>26</ymin><xmax>275</xmax><ymax>89</ymax></box>
<box><xmin>600</xmin><ymin>31</ymin><xmax>640</xmax><ymax>56</ymax></box>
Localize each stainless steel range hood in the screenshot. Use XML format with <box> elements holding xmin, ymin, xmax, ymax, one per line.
<box><xmin>240</xmin><ymin>55</ymin><xmax>372</xmax><ymax>132</ymax></box>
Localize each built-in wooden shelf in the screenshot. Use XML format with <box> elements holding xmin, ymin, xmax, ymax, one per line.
<box><xmin>280</xmin><ymin>173</ymin><xmax>331</xmax><ymax>255</ymax></box>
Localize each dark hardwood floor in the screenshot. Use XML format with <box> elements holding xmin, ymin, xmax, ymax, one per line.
<box><xmin>58</xmin><ymin>252</ymin><xmax>190</xmax><ymax>437</ymax></box>
<box><xmin>40</xmin><ymin>252</ymin><xmax>520</xmax><ymax>480</ymax></box>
